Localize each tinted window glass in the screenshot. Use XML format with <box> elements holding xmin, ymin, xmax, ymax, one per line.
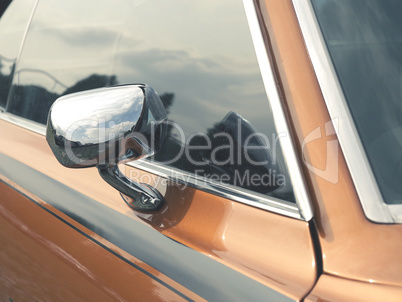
<box><xmin>8</xmin><ymin>0</ymin><xmax>295</xmax><ymax>203</ymax></box>
<box><xmin>0</xmin><ymin>0</ymin><xmax>35</xmax><ymax>108</ymax></box>
<box><xmin>0</xmin><ymin>1</ymin><xmax>12</xmax><ymax>18</ymax></box>
<box><xmin>312</xmin><ymin>0</ymin><xmax>402</xmax><ymax>204</ymax></box>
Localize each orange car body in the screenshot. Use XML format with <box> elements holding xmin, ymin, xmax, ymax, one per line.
<box><xmin>0</xmin><ymin>0</ymin><xmax>401</xmax><ymax>301</ymax></box>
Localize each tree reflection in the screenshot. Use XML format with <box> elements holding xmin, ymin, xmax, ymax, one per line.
<box><xmin>0</xmin><ymin>58</ymin><xmax>15</xmax><ymax>108</ymax></box>
<box><xmin>6</xmin><ymin>73</ymin><xmax>119</xmax><ymax>124</ymax></box>
<box><xmin>63</xmin><ymin>74</ymin><xmax>117</xmax><ymax>95</ymax></box>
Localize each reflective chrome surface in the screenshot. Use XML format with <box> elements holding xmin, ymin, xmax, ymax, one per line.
<box><xmin>293</xmin><ymin>0</ymin><xmax>399</xmax><ymax>223</ymax></box>
<box><xmin>0</xmin><ymin>112</ymin><xmax>45</xmax><ymax>135</ymax></box>
<box><xmin>47</xmin><ymin>85</ymin><xmax>143</xmax><ymax>167</ymax></box>
<box><xmin>99</xmin><ymin>164</ymin><xmax>164</xmax><ymax>211</ymax></box>
<box><xmin>47</xmin><ymin>84</ymin><xmax>166</xmax><ymax>167</ymax></box>
<box><xmin>243</xmin><ymin>0</ymin><xmax>313</xmax><ymax>220</ymax></box>
<box><xmin>46</xmin><ymin>84</ymin><xmax>167</xmax><ymax>211</ymax></box>
<box><xmin>130</xmin><ymin>159</ymin><xmax>301</xmax><ymax>219</ymax></box>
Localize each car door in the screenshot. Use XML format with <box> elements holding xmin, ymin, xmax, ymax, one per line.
<box><xmin>0</xmin><ymin>0</ymin><xmax>317</xmax><ymax>301</ymax></box>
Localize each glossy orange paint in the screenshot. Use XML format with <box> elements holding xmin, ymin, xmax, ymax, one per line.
<box><xmin>305</xmin><ymin>274</ymin><xmax>402</xmax><ymax>302</ymax></box>
<box><xmin>0</xmin><ymin>182</ymin><xmax>196</xmax><ymax>301</ymax></box>
<box><xmin>0</xmin><ymin>113</ymin><xmax>316</xmax><ymax>300</ymax></box>
<box><xmin>0</xmin><ymin>121</ymin><xmax>203</xmax><ymax>301</ymax></box>
<box><xmin>259</xmin><ymin>0</ymin><xmax>402</xmax><ymax>288</ymax></box>
<box><xmin>128</xmin><ymin>162</ymin><xmax>317</xmax><ymax>299</ymax></box>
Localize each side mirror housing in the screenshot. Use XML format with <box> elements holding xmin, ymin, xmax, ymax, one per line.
<box><xmin>47</xmin><ymin>84</ymin><xmax>167</xmax><ymax>211</ymax></box>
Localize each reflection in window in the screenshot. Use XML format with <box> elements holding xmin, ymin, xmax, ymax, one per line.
<box><xmin>312</xmin><ymin>0</ymin><xmax>402</xmax><ymax>204</ymax></box>
<box><xmin>7</xmin><ymin>0</ymin><xmax>295</xmax><ymax>203</ymax></box>
<box><xmin>0</xmin><ymin>0</ymin><xmax>35</xmax><ymax>108</ymax></box>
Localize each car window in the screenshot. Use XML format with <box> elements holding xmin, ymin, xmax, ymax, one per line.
<box><xmin>0</xmin><ymin>0</ymin><xmax>35</xmax><ymax>109</ymax></box>
<box><xmin>6</xmin><ymin>0</ymin><xmax>296</xmax><ymax>203</ymax></box>
<box><xmin>312</xmin><ymin>0</ymin><xmax>402</xmax><ymax>205</ymax></box>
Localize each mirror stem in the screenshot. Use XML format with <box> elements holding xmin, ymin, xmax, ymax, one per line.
<box><xmin>98</xmin><ymin>164</ymin><xmax>164</xmax><ymax>212</ymax></box>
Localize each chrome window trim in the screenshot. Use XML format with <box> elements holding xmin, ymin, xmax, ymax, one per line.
<box><xmin>292</xmin><ymin>0</ymin><xmax>398</xmax><ymax>223</ymax></box>
<box><xmin>0</xmin><ymin>112</ymin><xmax>46</xmax><ymax>135</ymax></box>
<box><xmin>241</xmin><ymin>0</ymin><xmax>312</xmax><ymax>220</ymax></box>
<box><xmin>130</xmin><ymin>159</ymin><xmax>301</xmax><ymax>219</ymax></box>
<box><xmin>0</xmin><ymin>0</ymin><xmax>314</xmax><ymax>221</ymax></box>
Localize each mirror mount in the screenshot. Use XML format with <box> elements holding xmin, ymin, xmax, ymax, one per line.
<box><xmin>98</xmin><ymin>164</ymin><xmax>164</xmax><ymax>211</ymax></box>
<box><xmin>46</xmin><ymin>84</ymin><xmax>167</xmax><ymax>212</ymax></box>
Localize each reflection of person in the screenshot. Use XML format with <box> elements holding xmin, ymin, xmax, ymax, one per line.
<box><xmin>156</xmin><ymin>110</ymin><xmax>294</xmax><ymax>202</ymax></box>
<box><xmin>200</xmin><ymin>111</ymin><xmax>286</xmax><ymax>195</ymax></box>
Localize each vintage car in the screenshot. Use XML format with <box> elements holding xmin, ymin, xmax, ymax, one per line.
<box><xmin>1</xmin><ymin>0</ymin><xmax>402</xmax><ymax>301</ymax></box>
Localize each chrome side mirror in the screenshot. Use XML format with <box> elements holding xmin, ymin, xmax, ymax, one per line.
<box><xmin>46</xmin><ymin>84</ymin><xmax>167</xmax><ymax>211</ymax></box>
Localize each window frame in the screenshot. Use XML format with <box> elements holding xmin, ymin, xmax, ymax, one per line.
<box><xmin>293</xmin><ymin>0</ymin><xmax>402</xmax><ymax>223</ymax></box>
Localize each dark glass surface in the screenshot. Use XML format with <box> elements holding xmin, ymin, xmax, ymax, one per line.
<box><xmin>0</xmin><ymin>1</ymin><xmax>12</xmax><ymax>19</ymax></box>
<box><xmin>312</xmin><ymin>0</ymin><xmax>402</xmax><ymax>204</ymax></box>
<box><xmin>7</xmin><ymin>0</ymin><xmax>295</xmax><ymax>202</ymax></box>
<box><xmin>0</xmin><ymin>0</ymin><xmax>35</xmax><ymax>108</ymax></box>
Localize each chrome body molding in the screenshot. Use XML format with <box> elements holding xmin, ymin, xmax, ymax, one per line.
<box><xmin>0</xmin><ymin>112</ymin><xmax>46</xmax><ymax>136</ymax></box>
<box><xmin>292</xmin><ymin>0</ymin><xmax>398</xmax><ymax>223</ymax></box>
